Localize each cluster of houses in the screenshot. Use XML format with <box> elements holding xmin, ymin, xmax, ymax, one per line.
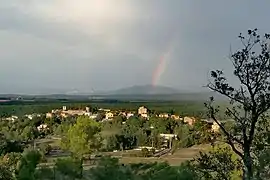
<box><xmin>45</xmin><ymin>106</ymin><xmax>132</xmax><ymax>121</ymax></box>
<box><xmin>137</xmin><ymin>106</ymin><xmax>181</xmax><ymax>120</ymax></box>
<box><xmin>4</xmin><ymin>113</ymin><xmax>42</xmax><ymax>122</ymax></box>
<box><xmin>2</xmin><ymin>105</ymin><xmax>220</xmax><ymax>133</ymax></box>
<box><xmin>46</xmin><ymin>105</ymin><xmax>220</xmax><ymax>132</ymax></box>
<box><xmin>46</xmin><ymin>106</ymin><xmax>92</xmax><ymax>119</ymax></box>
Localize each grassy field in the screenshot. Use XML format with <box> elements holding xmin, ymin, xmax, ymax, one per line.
<box><xmin>102</xmin><ymin>144</ymin><xmax>210</xmax><ymax>166</ymax></box>
<box><xmin>39</xmin><ymin>140</ymin><xmax>210</xmax><ymax>168</ymax></box>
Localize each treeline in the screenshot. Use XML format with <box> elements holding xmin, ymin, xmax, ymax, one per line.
<box><xmin>0</xmin><ymin>149</ymin><xmax>197</xmax><ymax>179</ymax></box>
<box><xmin>0</xmin><ymin>101</ymin><xmax>209</xmax><ymax>118</ymax></box>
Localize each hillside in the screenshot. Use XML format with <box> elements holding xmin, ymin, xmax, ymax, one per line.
<box><xmin>106</xmin><ymin>85</ymin><xmax>180</xmax><ymax>95</ymax></box>
<box><xmin>88</xmin><ymin>85</ymin><xmax>224</xmax><ymax>101</ymax></box>
<box><xmin>0</xmin><ymin>85</ymin><xmax>225</xmax><ymax>102</ymax></box>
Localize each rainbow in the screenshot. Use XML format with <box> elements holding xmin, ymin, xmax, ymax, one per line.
<box><xmin>152</xmin><ymin>55</ymin><xmax>166</xmax><ymax>87</ymax></box>
<box><xmin>151</xmin><ymin>43</ymin><xmax>174</xmax><ymax>87</ymax></box>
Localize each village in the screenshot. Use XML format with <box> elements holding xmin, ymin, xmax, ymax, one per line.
<box><xmin>2</xmin><ymin>105</ymin><xmax>220</xmax><ymax>136</ymax></box>
<box><xmin>44</xmin><ymin>105</ymin><xmax>220</xmax><ymax>131</ymax></box>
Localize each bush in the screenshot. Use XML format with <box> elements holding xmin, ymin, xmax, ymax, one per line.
<box><xmin>38</xmin><ymin>144</ymin><xmax>52</xmax><ymax>155</ymax></box>
<box><xmin>141</xmin><ymin>148</ymin><xmax>150</xmax><ymax>157</ymax></box>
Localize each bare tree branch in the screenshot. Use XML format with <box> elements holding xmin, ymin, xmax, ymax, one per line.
<box><xmin>208</xmin><ymin>106</ymin><xmax>243</xmax><ymax>158</ymax></box>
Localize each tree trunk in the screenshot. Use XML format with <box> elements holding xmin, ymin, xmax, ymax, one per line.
<box><xmin>80</xmin><ymin>157</ymin><xmax>83</xmax><ymax>178</ymax></box>
<box><xmin>243</xmin><ymin>149</ymin><xmax>253</xmax><ymax>180</ymax></box>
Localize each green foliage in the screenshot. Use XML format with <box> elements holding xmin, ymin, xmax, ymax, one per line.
<box><xmin>174</xmin><ymin>124</ymin><xmax>195</xmax><ymax>148</ymax></box>
<box><xmin>102</xmin><ymin>135</ymin><xmax>120</xmax><ymax>151</ymax></box>
<box><xmin>0</xmin><ymin>134</ymin><xmax>24</xmax><ymax>156</ymax></box>
<box><xmin>2</xmin><ymin>152</ymin><xmax>22</xmax><ymax>174</ymax></box>
<box><xmin>192</xmin><ymin>144</ymin><xmax>242</xmax><ymax>180</ymax></box>
<box><xmin>141</xmin><ymin>148</ymin><xmax>150</xmax><ymax>157</ymax></box>
<box><xmin>137</xmin><ymin>130</ymin><xmax>148</xmax><ymax>147</ymax></box>
<box><xmin>61</xmin><ymin>116</ymin><xmax>102</xmax><ymax>157</ymax></box>
<box><xmin>87</xmin><ymin>157</ymin><xmax>136</xmax><ymax>180</ymax></box>
<box><xmin>38</xmin><ymin>144</ymin><xmax>52</xmax><ymax>156</ymax></box>
<box><xmin>21</xmin><ymin>126</ymin><xmax>36</xmax><ymax>141</ymax></box>
<box><xmin>54</xmin><ymin>158</ymin><xmax>82</xmax><ymax>179</ymax></box>
<box><xmin>0</xmin><ymin>163</ymin><xmax>13</xmax><ymax>180</ymax></box>
<box><xmin>34</xmin><ymin>166</ymin><xmax>54</xmax><ymax>180</ymax></box>
<box><xmin>192</xmin><ymin>121</ymin><xmax>213</xmax><ymax>145</ymax></box>
<box><xmin>16</xmin><ymin>150</ymin><xmax>42</xmax><ymax>180</ymax></box>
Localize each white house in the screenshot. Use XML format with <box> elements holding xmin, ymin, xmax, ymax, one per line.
<box><xmin>127</xmin><ymin>113</ymin><xmax>134</xmax><ymax>119</ymax></box>
<box><xmin>89</xmin><ymin>114</ymin><xmax>98</xmax><ymax>119</ymax></box>
<box><xmin>37</xmin><ymin>124</ymin><xmax>49</xmax><ymax>131</ymax></box>
<box><xmin>138</xmin><ymin>106</ymin><xmax>148</xmax><ymax>115</ymax></box>
<box><xmin>105</xmin><ymin>112</ymin><xmax>114</xmax><ymax>120</ymax></box>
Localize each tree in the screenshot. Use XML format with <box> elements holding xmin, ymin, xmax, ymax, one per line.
<box><xmin>38</xmin><ymin>144</ymin><xmax>52</xmax><ymax>155</ymax></box>
<box><xmin>61</xmin><ymin>116</ymin><xmax>102</xmax><ymax>157</ymax></box>
<box><xmin>136</xmin><ymin>130</ymin><xmax>148</xmax><ymax>147</ymax></box>
<box><xmin>16</xmin><ymin>150</ymin><xmax>42</xmax><ymax>180</ymax></box>
<box><xmin>130</xmin><ymin>161</ymin><xmax>198</xmax><ymax>180</ymax></box>
<box><xmin>121</xmin><ymin>117</ymin><xmax>144</xmax><ymax>149</ymax></box>
<box><xmin>96</xmin><ymin>113</ymin><xmax>105</xmax><ymax>122</ymax></box>
<box><xmin>102</xmin><ymin>135</ymin><xmax>120</xmax><ymax>151</ymax></box>
<box><xmin>174</xmin><ymin>125</ymin><xmax>194</xmax><ymax>148</ymax></box>
<box><xmin>193</xmin><ymin>144</ymin><xmax>242</xmax><ymax>180</ymax></box>
<box><xmin>192</xmin><ymin>120</ymin><xmax>213</xmax><ymax>145</ymax></box>
<box><xmin>0</xmin><ymin>134</ymin><xmax>24</xmax><ymax>156</ymax></box>
<box><xmin>141</xmin><ymin>148</ymin><xmax>150</xmax><ymax>157</ymax></box>
<box><xmin>54</xmin><ymin>158</ymin><xmax>82</xmax><ymax>179</ymax></box>
<box><xmin>0</xmin><ymin>163</ymin><xmax>13</xmax><ymax>180</ymax></box>
<box><xmin>2</xmin><ymin>152</ymin><xmax>22</xmax><ymax>175</ymax></box>
<box><xmin>87</xmin><ymin>157</ymin><xmax>136</xmax><ymax>180</ymax></box>
<box><xmin>34</xmin><ymin>166</ymin><xmax>54</xmax><ymax>180</ymax></box>
<box><xmin>20</xmin><ymin>126</ymin><xmax>36</xmax><ymax>141</ymax></box>
<box><xmin>205</xmin><ymin>29</ymin><xmax>270</xmax><ymax>179</ymax></box>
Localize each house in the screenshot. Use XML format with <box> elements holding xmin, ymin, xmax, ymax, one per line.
<box><xmin>171</xmin><ymin>115</ymin><xmax>180</xmax><ymax>120</ymax></box>
<box><xmin>60</xmin><ymin>106</ymin><xmax>89</xmax><ymax>117</ymax></box>
<box><xmin>99</xmin><ymin>108</ymin><xmax>111</xmax><ymax>112</ymax></box>
<box><xmin>138</xmin><ymin>106</ymin><xmax>148</xmax><ymax>115</ymax></box>
<box><xmin>140</xmin><ymin>113</ymin><xmax>149</xmax><ymax>119</ymax></box>
<box><xmin>105</xmin><ymin>112</ymin><xmax>114</xmax><ymax>120</ymax></box>
<box><xmin>60</xmin><ymin>112</ymin><xmax>68</xmax><ymax>118</ymax></box>
<box><xmin>118</xmin><ymin>112</ymin><xmax>126</xmax><ymax>116</ymax></box>
<box><xmin>159</xmin><ymin>113</ymin><xmax>169</xmax><ymax>118</ymax></box>
<box><xmin>46</xmin><ymin>113</ymin><xmax>53</xmax><ymax>118</ymax></box>
<box><xmin>184</xmin><ymin>116</ymin><xmax>196</xmax><ymax>126</ymax></box>
<box><xmin>37</xmin><ymin>124</ymin><xmax>49</xmax><ymax>131</ymax></box>
<box><xmin>5</xmin><ymin>116</ymin><xmax>18</xmax><ymax>122</ymax></box>
<box><xmin>84</xmin><ymin>112</ymin><xmax>92</xmax><ymax>116</ymax></box>
<box><xmin>201</xmin><ymin>119</ymin><xmax>220</xmax><ymax>132</ymax></box>
<box><xmin>89</xmin><ymin>114</ymin><xmax>98</xmax><ymax>119</ymax></box>
<box><xmin>127</xmin><ymin>113</ymin><xmax>134</xmax><ymax>119</ymax></box>
<box><xmin>25</xmin><ymin>114</ymin><xmax>34</xmax><ymax>120</ymax></box>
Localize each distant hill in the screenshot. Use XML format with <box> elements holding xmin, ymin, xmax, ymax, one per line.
<box><xmin>0</xmin><ymin>85</ymin><xmax>226</xmax><ymax>102</ymax></box>
<box><xmin>105</xmin><ymin>85</ymin><xmax>180</xmax><ymax>95</ymax></box>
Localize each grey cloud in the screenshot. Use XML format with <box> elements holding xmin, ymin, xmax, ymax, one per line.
<box><xmin>0</xmin><ymin>1</ymin><xmax>270</xmax><ymax>94</ymax></box>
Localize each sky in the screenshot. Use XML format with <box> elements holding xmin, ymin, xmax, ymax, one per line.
<box><xmin>0</xmin><ymin>0</ymin><xmax>270</xmax><ymax>94</ymax></box>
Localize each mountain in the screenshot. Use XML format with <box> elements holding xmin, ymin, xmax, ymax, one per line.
<box><xmin>105</xmin><ymin>85</ymin><xmax>180</xmax><ymax>95</ymax></box>
<box><xmin>88</xmin><ymin>85</ymin><xmax>225</xmax><ymax>101</ymax></box>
